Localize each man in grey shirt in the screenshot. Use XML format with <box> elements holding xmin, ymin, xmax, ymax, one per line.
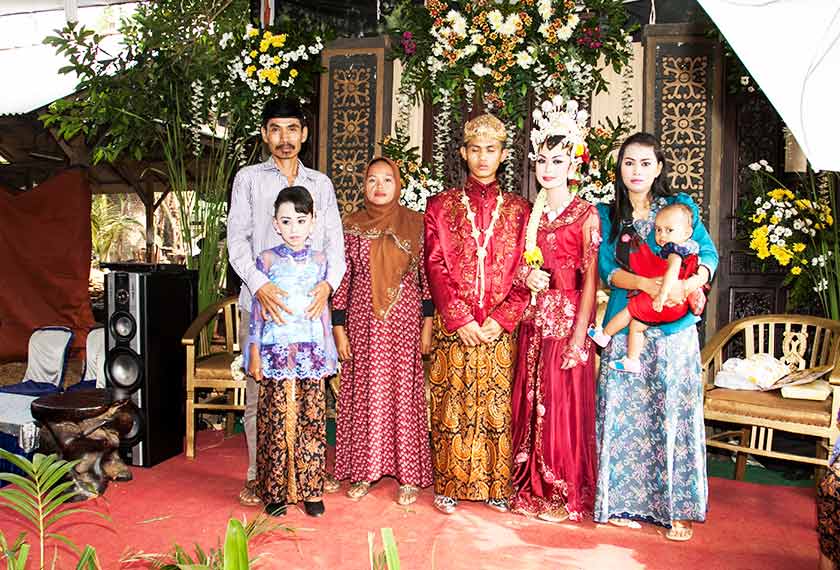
<box><xmin>227</xmin><ymin>99</ymin><xmax>346</xmax><ymax>507</ymax></box>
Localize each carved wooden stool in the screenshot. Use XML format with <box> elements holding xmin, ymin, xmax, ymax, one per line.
<box><xmin>31</xmin><ymin>389</ymin><xmax>137</xmax><ymax>498</ymax></box>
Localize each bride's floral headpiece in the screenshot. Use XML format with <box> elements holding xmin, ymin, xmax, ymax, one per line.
<box><xmin>529</xmin><ymin>95</ymin><xmax>590</xmax><ymax>165</ymax></box>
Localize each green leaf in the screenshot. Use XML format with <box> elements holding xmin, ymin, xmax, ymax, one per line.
<box><xmin>0</xmin><ymin>449</ymin><xmax>36</xmax><ymax>478</ymax></box>
<box><xmin>75</xmin><ymin>545</ymin><xmax>100</xmax><ymax>570</ymax></box>
<box><xmin>223</xmin><ymin>518</ymin><xmax>249</xmax><ymax>570</ymax></box>
<box><xmin>46</xmin><ymin>532</ymin><xmax>82</xmax><ymax>556</ymax></box>
<box><xmin>381</xmin><ymin>528</ymin><xmax>400</xmax><ymax>570</ymax></box>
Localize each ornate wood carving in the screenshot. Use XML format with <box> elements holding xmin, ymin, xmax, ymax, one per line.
<box><xmin>318</xmin><ymin>38</ymin><xmax>393</xmax><ymax>215</ymax></box>
<box><xmin>644</xmin><ymin>24</ymin><xmax>724</xmax><ymax>336</ymax></box>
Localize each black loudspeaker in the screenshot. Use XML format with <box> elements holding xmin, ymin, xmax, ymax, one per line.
<box><xmin>104</xmin><ymin>266</ymin><xmax>197</xmax><ymax>467</ymax></box>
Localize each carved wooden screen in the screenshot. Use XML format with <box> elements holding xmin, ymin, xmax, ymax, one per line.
<box><xmin>716</xmin><ymin>69</ymin><xmax>787</xmax><ymax>341</ymax></box>
<box><xmin>643</xmin><ymin>24</ymin><xmax>724</xmax><ymax>338</ymax></box>
<box><xmin>318</xmin><ymin>37</ymin><xmax>393</xmax><ymax>215</ymax></box>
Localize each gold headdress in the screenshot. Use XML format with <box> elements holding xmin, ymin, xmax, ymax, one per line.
<box><xmin>529</xmin><ymin>95</ymin><xmax>589</xmax><ymax>161</ymax></box>
<box><xmin>463</xmin><ymin>113</ymin><xmax>507</xmax><ymax>144</ymax></box>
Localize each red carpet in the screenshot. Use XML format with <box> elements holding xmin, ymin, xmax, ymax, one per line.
<box><xmin>0</xmin><ymin>432</ymin><xmax>818</xmax><ymax>569</ymax></box>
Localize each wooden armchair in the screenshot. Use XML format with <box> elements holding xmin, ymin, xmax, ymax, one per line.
<box><xmin>702</xmin><ymin>314</ymin><xmax>840</xmax><ymax>479</ymax></box>
<box><xmin>182</xmin><ymin>295</ymin><xmax>245</xmax><ymax>458</ymax></box>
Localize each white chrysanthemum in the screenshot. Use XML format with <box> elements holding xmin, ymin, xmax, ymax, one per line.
<box><xmin>472</xmin><ymin>63</ymin><xmax>492</xmax><ymax>77</ymax></box>
<box><xmin>537</xmin><ymin>0</ymin><xmax>552</xmax><ymax>20</ymax></box>
<box><xmin>500</xmin><ymin>14</ymin><xmax>520</xmax><ymax>36</ymax></box>
<box><xmin>447</xmin><ymin>10</ymin><xmax>468</xmax><ymax>37</ymax></box>
<box><xmin>748</xmin><ymin>162</ymin><xmax>761</xmax><ymax>171</ymax></box>
<box><xmin>556</xmin><ymin>25</ymin><xmax>573</xmax><ymax>41</ymax></box>
<box><xmin>488</xmin><ymin>10</ymin><xmax>504</xmax><ymax>31</ymax></box>
<box><xmin>463</xmin><ymin>45</ymin><xmax>478</xmax><ymax>57</ymax></box>
<box><xmin>516</xmin><ymin>50</ymin><xmax>534</xmax><ymax>68</ymax></box>
<box><xmin>568</xmin><ymin>14</ymin><xmax>580</xmax><ymax>28</ymax></box>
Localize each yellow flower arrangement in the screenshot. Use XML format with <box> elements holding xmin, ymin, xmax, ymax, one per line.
<box><xmin>744</xmin><ymin>160</ymin><xmax>840</xmax><ymax>318</ymax></box>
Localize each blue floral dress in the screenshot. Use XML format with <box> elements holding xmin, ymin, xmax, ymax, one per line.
<box><xmin>245</xmin><ymin>244</ymin><xmax>337</xmax><ymax>380</ymax></box>
<box><xmin>594</xmin><ymin>193</ymin><xmax>719</xmax><ymax>526</ymax></box>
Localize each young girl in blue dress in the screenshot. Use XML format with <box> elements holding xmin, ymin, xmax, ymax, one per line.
<box><xmin>245</xmin><ymin>186</ymin><xmax>338</xmax><ymax>517</ymax></box>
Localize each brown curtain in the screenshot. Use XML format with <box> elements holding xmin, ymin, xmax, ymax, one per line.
<box><xmin>0</xmin><ymin>169</ymin><xmax>96</xmax><ymax>362</ymax></box>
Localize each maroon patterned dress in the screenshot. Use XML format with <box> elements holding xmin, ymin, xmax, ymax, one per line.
<box><xmin>510</xmin><ymin>197</ymin><xmax>601</xmax><ymax>520</ymax></box>
<box><xmin>332</xmin><ymin>233</ymin><xmax>434</xmax><ymax>488</ymax></box>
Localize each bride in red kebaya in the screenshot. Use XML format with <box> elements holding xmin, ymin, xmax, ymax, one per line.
<box><xmin>509</xmin><ymin>96</ymin><xmax>601</xmax><ymax>522</ymax></box>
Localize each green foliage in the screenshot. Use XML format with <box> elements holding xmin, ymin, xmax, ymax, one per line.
<box><xmin>121</xmin><ymin>515</ymin><xmax>288</xmax><ymax>569</ymax></box>
<box><xmin>90</xmin><ymin>194</ymin><xmax>144</xmax><ymax>264</ymax></box>
<box><xmin>41</xmin><ymin>1</ymin><xmax>328</xmax><ymax>309</ymax></box>
<box><xmin>387</xmin><ymin>0</ymin><xmax>635</xmax><ymax>123</ymax></box>
<box><xmin>0</xmin><ymin>450</ymin><xmax>107</xmax><ymax>570</ymax></box>
<box><xmin>369</xmin><ymin>528</ymin><xmax>400</xmax><ymax>570</ymax></box>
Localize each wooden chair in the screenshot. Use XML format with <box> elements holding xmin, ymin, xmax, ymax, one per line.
<box><xmin>702</xmin><ymin>314</ymin><xmax>840</xmax><ymax>479</ymax></box>
<box><xmin>182</xmin><ymin>295</ymin><xmax>245</xmax><ymax>459</ymax></box>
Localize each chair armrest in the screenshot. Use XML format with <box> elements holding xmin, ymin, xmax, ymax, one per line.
<box><xmin>182</xmin><ymin>295</ymin><xmax>239</xmax><ymax>346</ymax></box>
<box><xmin>700</xmin><ymin>319</ymin><xmax>743</xmax><ymax>368</ymax></box>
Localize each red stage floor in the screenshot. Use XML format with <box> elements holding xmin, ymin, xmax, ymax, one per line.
<box><xmin>0</xmin><ymin>431</ymin><xmax>819</xmax><ymax>569</ymax></box>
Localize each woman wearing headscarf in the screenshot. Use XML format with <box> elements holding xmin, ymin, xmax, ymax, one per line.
<box><xmin>332</xmin><ymin>157</ymin><xmax>434</xmax><ymax>506</ymax></box>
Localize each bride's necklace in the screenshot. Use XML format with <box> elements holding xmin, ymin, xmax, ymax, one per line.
<box><xmin>545</xmin><ymin>193</ymin><xmax>573</xmax><ymax>222</ymax></box>
<box><xmin>461</xmin><ymin>189</ymin><xmax>505</xmax><ymax>308</ymax></box>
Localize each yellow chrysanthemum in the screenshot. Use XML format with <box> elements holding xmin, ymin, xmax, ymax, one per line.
<box><xmin>249</xmin><ymin>50</ymin><xmax>257</xmax><ymax>58</ymax></box>
<box><xmin>768</xmin><ymin>188</ymin><xmax>794</xmax><ymax>201</ymax></box>
<box><xmin>770</xmin><ymin>244</ymin><xmax>792</xmax><ymax>266</ymax></box>
<box><xmin>245</xmin><ymin>65</ymin><xmax>256</xmax><ymax>77</ymax></box>
<box><xmin>290</xmin><ymin>69</ymin><xmax>298</xmax><ymax>78</ymax></box>
<box><xmin>792</xmin><ymin>242</ymin><xmax>806</xmax><ymax>253</ymax></box>
<box><xmin>524</xmin><ymin>247</ymin><xmax>544</xmax><ymax>268</ymax></box>
<box><xmin>791</xmin><ymin>266</ymin><xmax>802</xmax><ymax>275</ymax></box>
<box><xmin>248</xmin><ymin>28</ymin><xmax>259</xmax><ymax>37</ymax></box>
<box><xmin>272</xmin><ymin>34</ymin><xmax>286</xmax><ymax>48</ymax></box>
<box><xmin>751</xmin><ymin>212</ymin><xmax>766</xmax><ymax>223</ymax></box>
<box><xmin>273</xmin><ymin>55</ymin><xmax>280</xmax><ymax>64</ymax></box>
<box><xmin>263</xmin><ymin>31</ymin><xmax>273</xmax><ymax>39</ymax></box>
<box><xmin>259</xmin><ymin>40</ymin><xmax>270</xmax><ymax>52</ymax></box>
<box><xmin>769</xmin><ymin>216</ymin><xmax>780</xmax><ymax>225</ymax></box>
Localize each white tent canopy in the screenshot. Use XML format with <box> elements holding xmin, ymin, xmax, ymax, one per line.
<box><xmin>698</xmin><ymin>0</ymin><xmax>840</xmax><ymax>172</ymax></box>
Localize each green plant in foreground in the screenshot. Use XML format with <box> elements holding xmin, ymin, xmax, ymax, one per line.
<box><xmin>369</xmin><ymin>527</ymin><xmax>400</xmax><ymax>570</ymax></box>
<box><xmin>121</xmin><ymin>514</ymin><xmax>289</xmax><ymax>569</ymax></box>
<box><xmin>0</xmin><ymin>450</ymin><xmax>107</xmax><ymax>570</ymax></box>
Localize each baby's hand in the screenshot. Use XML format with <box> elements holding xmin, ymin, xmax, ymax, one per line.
<box><xmin>652</xmin><ymin>293</ymin><xmax>666</xmax><ymax>312</ymax></box>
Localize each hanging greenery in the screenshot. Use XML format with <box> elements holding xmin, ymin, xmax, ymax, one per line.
<box><xmin>40</xmin><ymin>0</ymin><xmax>330</xmax><ymax>309</ymax></box>
<box><xmin>384</xmin><ymin>0</ymin><xmax>635</xmax><ymax>208</ymax></box>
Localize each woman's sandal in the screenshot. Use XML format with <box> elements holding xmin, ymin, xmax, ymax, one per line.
<box><xmin>397</xmin><ymin>485</ymin><xmax>419</xmax><ymax>506</ymax></box>
<box><xmin>238</xmin><ymin>480</ymin><xmax>262</xmax><ymax>507</ymax></box>
<box><xmin>324</xmin><ymin>473</ymin><xmax>341</xmax><ymax>493</ymax></box>
<box><xmin>346</xmin><ymin>481</ymin><xmax>371</xmax><ymax>501</ymax></box>
<box><xmin>537</xmin><ymin>506</ymin><xmax>570</xmax><ymax>523</ymax></box>
<box><xmin>665</xmin><ymin>521</ymin><xmax>693</xmax><ymax>542</ymax></box>
<box><xmin>608</xmin><ymin>518</ymin><xmax>641</xmax><ymax>529</ymax></box>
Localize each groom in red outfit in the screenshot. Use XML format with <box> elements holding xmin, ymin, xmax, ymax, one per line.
<box><xmin>424</xmin><ymin>113</ymin><xmax>530</xmax><ymax>515</ymax></box>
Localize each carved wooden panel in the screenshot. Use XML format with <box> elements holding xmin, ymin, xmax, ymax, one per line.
<box><xmin>319</xmin><ymin>38</ymin><xmax>393</xmax><ymax>215</ymax></box>
<box><xmin>644</xmin><ymin>24</ymin><xmax>724</xmax><ymax>336</ymax></box>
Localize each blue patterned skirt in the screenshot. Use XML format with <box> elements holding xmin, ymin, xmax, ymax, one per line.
<box><xmin>594</xmin><ymin>325</ymin><xmax>708</xmax><ymax>526</ymax></box>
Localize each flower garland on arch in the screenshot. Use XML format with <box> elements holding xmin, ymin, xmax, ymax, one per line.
<box><xmin>382</xmin><ymin>0</ymin><xmax>634</xmax><ymax>211</ymax></box>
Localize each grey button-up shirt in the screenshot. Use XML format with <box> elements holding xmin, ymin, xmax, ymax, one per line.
<box><xmin>227</xmin><ymin>158</ymin><xmax>346</xmax><ymax>313</ymax></box>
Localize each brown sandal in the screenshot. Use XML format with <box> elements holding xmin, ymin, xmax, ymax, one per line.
<box><xmin>346</xmin><ymin>481</ymin><xmax>371</xmax><ymax>501</ymax></box>
<box><xmin>238</xmin><ymin>479</ymin><xmax>262</xmax><ymax>507</ymax></box>
<box><xmin>397</xmin><ymin>485</ymin><xmax>419</xmax><ymax>506</ymax></box>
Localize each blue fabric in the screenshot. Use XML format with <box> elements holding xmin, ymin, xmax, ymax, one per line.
<box><xmin>0</xmin><ymin>431</ymin><xmax>33</xmax><ymax>485</ymax></box>
<box><xmin>0</xmin><ymin>381</ymin><xmax>61</xmax><ymax>396</ymax></box>
<box><xmin>596</xmin><ymin>193</ymin><xmax>719</xmax><ymax>336</ymax></box>
<box><xmin>659</xmin><ymin>239</ymin><xmax>699</xmax><ymax>259</ymax></box>
<box><xmin>245</xmin><ymin>244</ymin><xmax>338</xmax><ymax>381</ymax></box>
<box><xmin>594</xmin><ymin>326</ymin><xmax>708</xmax><ymax>526</ymax></box>
<box><xmin>65</xmin><ymin>380</ymin><xmax>97</xmax><ymax>393</ymax></box>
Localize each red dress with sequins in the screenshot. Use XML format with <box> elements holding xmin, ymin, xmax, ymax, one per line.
<box><xmin>510</xmin><ymin>197</ymin><xmax>601</xmax><ymax>520</ymax></box>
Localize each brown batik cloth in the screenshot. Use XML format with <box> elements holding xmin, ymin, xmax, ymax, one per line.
<box><xmin>256</xmin><ymin>377</ymin><xmax>326</xmax><ymax>504</ymax></box>
<box><xmin>818</xmin><ymin>460</ymin><xmax>840</xmax><ymax>565</ymax></box>
<box><xmin>428</xmin><ymin>317</ymin><xmax>515</xmax><ymax>501</ymax></box>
